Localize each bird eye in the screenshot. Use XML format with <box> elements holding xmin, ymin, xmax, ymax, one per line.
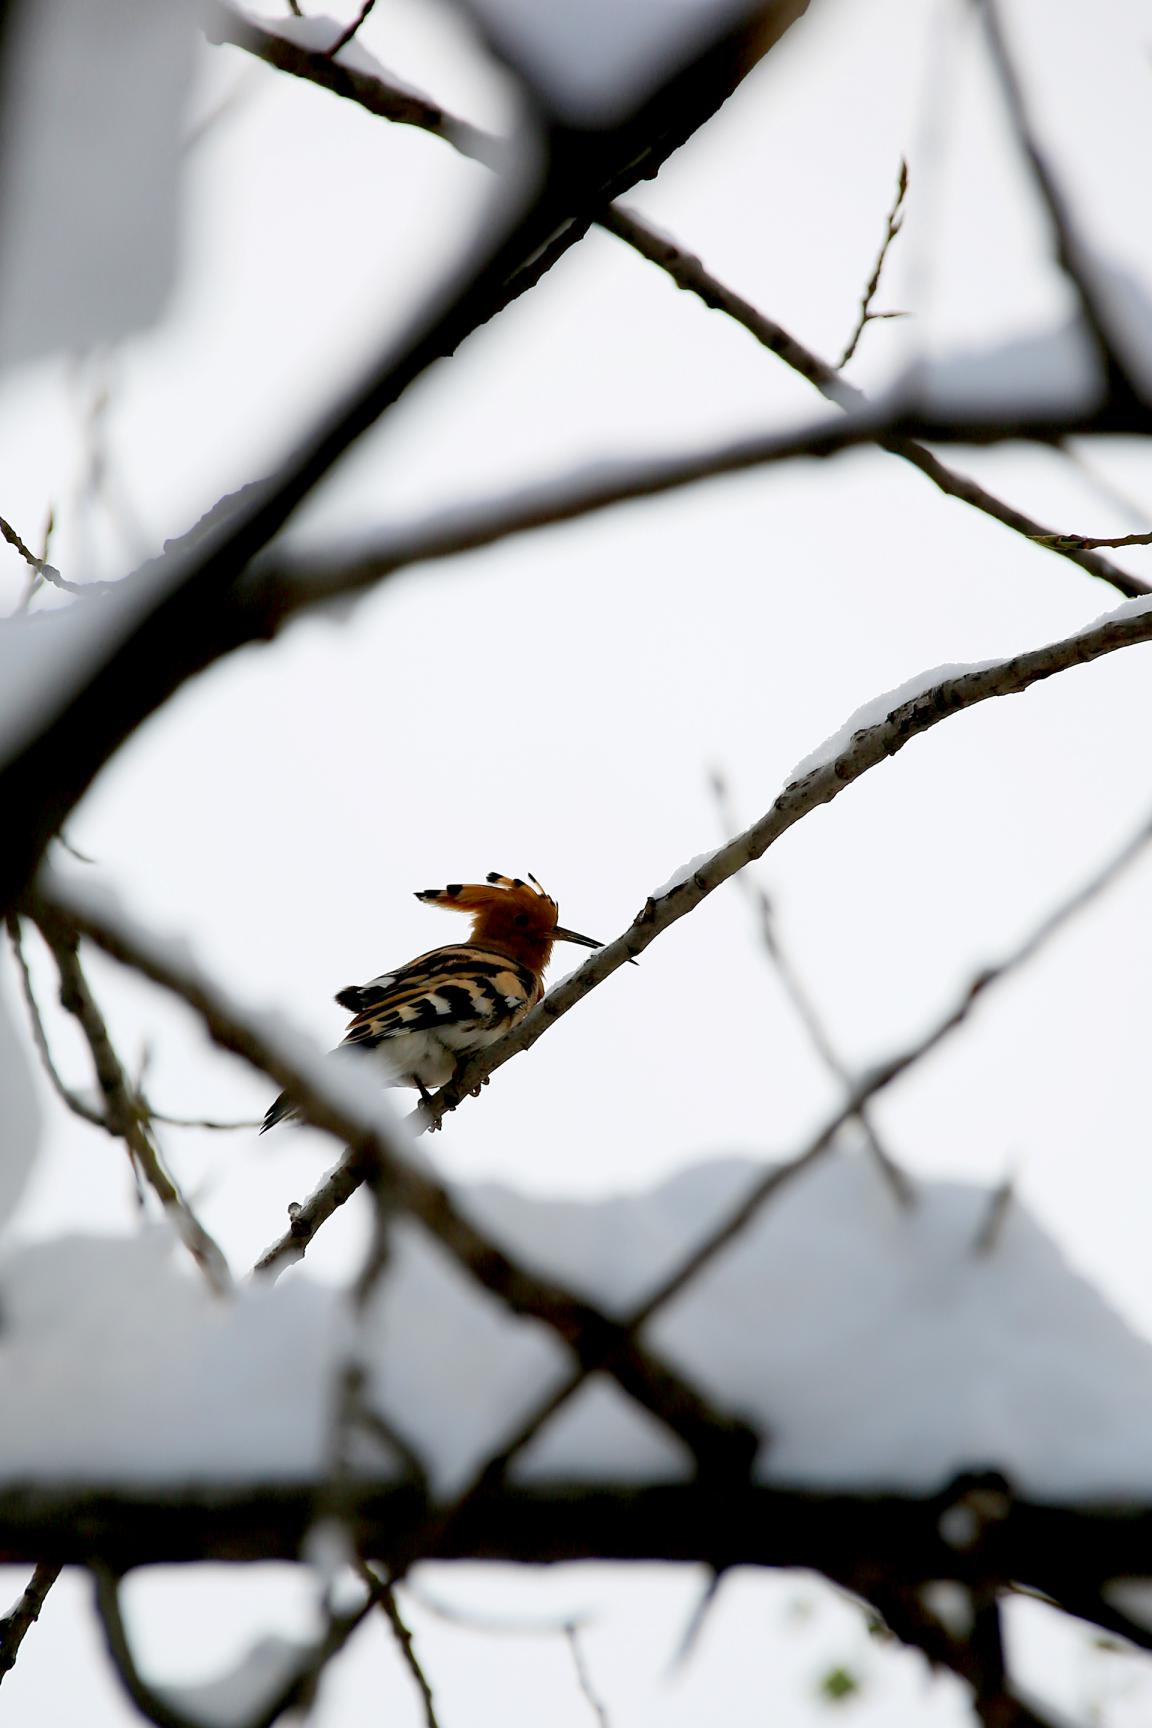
<box><xmin>513</xmin><ymin>913</ymin><xmax>529</xmax><ymax>927</ymax></box>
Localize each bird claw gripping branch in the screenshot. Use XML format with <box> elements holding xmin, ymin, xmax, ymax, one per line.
<box><xmin>261</xmin><ymin>874</ymin><xmax>601</xmax><ymax>1133</ymax></box>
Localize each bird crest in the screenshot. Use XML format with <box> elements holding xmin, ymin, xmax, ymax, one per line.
<box><xmin>414</xmin><ymin>872</ymin><xmax>596</xmax><ymax>972</ymax></box>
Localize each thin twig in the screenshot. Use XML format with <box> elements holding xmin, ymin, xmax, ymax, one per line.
<box><xmin>978</xmin><ymin>0</ymin><xmax>1139</xmax><ymax>403</ymax></box>
<box><xmin>359</xmin><ymin>1568</ymin><xmax>441</xmax><ymax>1728</ymax></box>
<box><xmin>144</xmin><ymin>1105</ymin><xmax>264</xmax><ymax>1131</ymax></box>
<box><xmin>0</xmin><ymin>511</ymin><xmax>40</xmax><ymax>569</ymax></box>
<box><xmin>56</xmin><ymin>832</ymin><xmax>95</xmax><ymax>865</ymax></box>
<box><xmin>1</xmin><ymin>504</ymin><xmax>82</xmax><ymax>608</ymax></box>
<box><xmin>601</xmin><ymin>207</ymin><xmax>1146</xmax><ymax>600</ymax></box>
<box><xmin>406</xmin><ymin>1587</ymin><xmax>591</xmax><ymax>1638</ymax></box>
<box><xmin>970</xmin><ymin>1169</ymin><xmax>1017</xmax><ymax>1257</ymax></box>
<box><xmin>1033</xmin><ymin>529</ymin><xmax>1152</xmax><ymax>551</ymax></box>
<box><xmin>565</xmin><ymin>1622</ymin><xmax>610</xmax><ymax>1728</ymax></box>
<box><xmin>3</xmin><ymin>932</ymin><xmax>255</xmax><ymax>1131</ymax></box>
<box><xmin>7</xmin><ymin>914</ymin><xmax>107</xmax><ymax>1127</ymax></box>
<box><xmin>668</xmin><ymin>1570</ymin><xmax>727</xmax><ymax>1672</ymax></box>
<box><xmin>30</xmin><ymin>913</ymin><xmax>233</xmax><ymax>1296</ymax></box>
<box><xmin>837</xmin><ymin>157</ymin><xmax>908</xmax><ymax>369</ymax></box>
<box><xmin>323</xmin><ymin>0</ymin><xmax>376</xmax><ymax>60</ymax></box>
<box><xmin>203</xmin><ymin>0</ymin><xmax>506</xmax><ymax>168</ymax></box>
<box><xmin>1057</xmin><ymin>441</ymin><xmax>1152</xmax><ymax>531</ymax></box>
<box><xmin>627</xmin><ymin>789</ymin><xmax>1152</xmax><ymax>1333</ymax></box>
<box><xmin>708</xmin><ymin>770</ymin><xmax>914</xmax><ymax>1209</ymax></box>
<box><xmin>0</xmin><ymin>1564</ymin><xmax>62</xmax><ymax>1684</ymax></box>
<box><xmin>91</xmin><ymin>1563</ymin><xmax>391</xmax><ymax>1728</ymax></box>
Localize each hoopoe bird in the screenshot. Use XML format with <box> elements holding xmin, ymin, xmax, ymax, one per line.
<box><xmin>261</xmin><ymin>873</ymin><xmax>601</xmax><ymax>1132</ymax></box>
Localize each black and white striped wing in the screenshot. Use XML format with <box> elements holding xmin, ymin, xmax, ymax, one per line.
<box><xmin>336</xmin><ymin>944</ymin><xmax>539</xmax><ymax>1052</ymax></box>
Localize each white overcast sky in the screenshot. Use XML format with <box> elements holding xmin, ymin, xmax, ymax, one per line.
<box><xmin>3</xmin><ymin>0</ymin><xmax>1152</xmax><ymax>1722</ymax></box>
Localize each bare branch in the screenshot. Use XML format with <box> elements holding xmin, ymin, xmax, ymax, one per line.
<box><xmin>970</xmin><ymin>1168</ymin><xmax>1018</xmax><ymax>1257</ymax></box>
<box><xmin>602</xmin><ymin>206</ymin><xmax>1147</xmax><ymax>600</ymax></box>
<box><xmin>359</xmin><ymin>1568</ymin><xmax>441</xmax><ymax>1728</ymax></box>
<box><xmin>1034</xmin><ymin>529</ymin><xmax>1152</xmax><ymax>552</ymax></box>
<box><xmin>0</xmin><ymin>1563</ymin><xmax>61</xmax><ymax>1684</ymax></box>
<box><xmin>29</xmin><ymin>911</ymin><xmax>233</xmax><ymax>1296</ymax></box>
<box><xmin>565</xmin><ymin>1622</ymin><xmax>610</xmax><ymax>1728</ymax></box>
<box><xmin>0</xmin><ymin>2</ymin><xmax>809</xmax><ymax>916</ymax></box>
<box><xmin>708</xmin><ymin>770</ymin><xmax>914</xmax><ymax>1210</ymax></box>
<box><xmin>978</xmin><ymin>0</ymin><xmax>1140</xmax><ymax>403</ymax></box>
<box><xmin>1</xmin><ymin>505</ymin><xmax>84</xmax><ymax>606</ymax></box>
<box><xmin>837</xmin><ymin>157</ymin><xmax>908</xmax><ymax>369</ymax></box>
<box><xmin>91</xmin><ymin>1563</ymin><xmax>391</xmax><ymax>1728</ymax></box>
<box><xmin>201</xmin><ymin>8</ymin><xmax>1147</xmax><ymax>601</ymax></box>
<box><xmin>0</xmin><ymin>511</ymin><xmax>41</xmax><ymax>570</ymax></box>
<box><xmin>202</xmin><ymin>1</ymin><xmax>506</xmax><ymax>170</ymax></box>
<box><xmin>7</xmin><ymin>913</ymin><xmax>107</xmax><ymax>1127</ymax></box>
<box><xmin>143</xmin><ymin>1105</ymin><xmax>264</xmax><ymax>1132</ymax></box>
<box><xmin>626</xmin><ymin>783</ymin><xmax>1152</xmax><ymax>1334</ymax></box>
<box><xmin>323</xmin><ymin>1</ymin><xmax>378</xmax><ymax>63</ymax></box>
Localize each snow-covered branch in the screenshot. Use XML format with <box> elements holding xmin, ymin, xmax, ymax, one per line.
<box><xmin>416</xmin><ymin>595</ymin><xmax>1152</xmax><ymax>1123</ymax></box>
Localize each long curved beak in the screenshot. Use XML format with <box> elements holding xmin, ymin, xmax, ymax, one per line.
<box><xmin>553</xmin><ymin>925</ymin><xmax>602</xmax><ymax>949</ymax></box>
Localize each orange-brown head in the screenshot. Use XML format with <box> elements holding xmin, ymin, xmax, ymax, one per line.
<box><xmin>414</xmin><ymin>872</ymin><xmax>601</xmax><ymax>977</ymax></box>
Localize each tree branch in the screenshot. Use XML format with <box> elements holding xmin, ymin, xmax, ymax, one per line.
<box><xmin>600</xmin><ymin>207</ymin><xmax>1148</xmax><ymax>599</ymax></box>
<box><xmin>0</xmin><ymin>1563</ymin><xmax>61</xmax><ymax>1685</ymax></box>
<box><xmin>359</xmin><ymin>1568</ymin><xmax>441</xmax><ymax>1728</ymax></box>
<box><xmin>254</xmin><ymin>387</ymin><xmax>1152</xmax><ymax>623</ymax></box>
<box><xmin>0</xmin><ymin>1483</ymin><xmax>1139</xmax><ymax>1592</ymax></box>
<box><xmin>28</xmin><ymin>910</ymin><xmax>233</xmax><ymax>1296</ymax></box>
<box><xmin>6</xmin><ymin>914</ymin><xmax>107</xmax><ymax>1127</ymax></box>
<box><xmin>836</xmin><ymin>157</ymin><xmax>908</xmax><ymax>369</ymax></box>
<box><xmin>202</xmin><ymin>10</ymin><xmax>1147</xmax><ymax>600</ymax></box>
<box><xmin>91</xmin><ymin>1562</ymin><xmax>391</xmax><ymax>1728</ymax></box>
<box><xmin>202</xmin><ymin>1</ymin><xmax>506</xmax><ymax>170</ymax></box>
<box><xmin>979</xmin><ymin>0</ymin><xmax>1140</xmax><ymax>404</ymax></box>
<box><xmin>1</xmin><ymin>2</ymin><xmax>802</xmax><ymax>915</ymax></box>
<box><xmin>708</xmin><ymin>769</ymin><xmax>914</xmax><ymax>1210</ymax></box>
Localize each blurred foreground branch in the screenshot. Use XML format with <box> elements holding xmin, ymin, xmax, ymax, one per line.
<box><xmin>0</xmin><ymin>0</ymin><xmax>805</xmax><ymax>914</ymax></box>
